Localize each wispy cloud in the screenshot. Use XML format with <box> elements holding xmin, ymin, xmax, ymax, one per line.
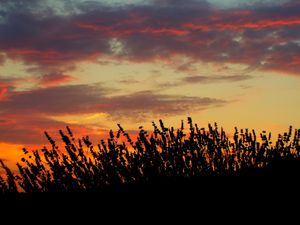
<box><xmin>156</xmin><ymin>74</ymin><xmax>254</xmax><ymax>88</ymax></box>
<box><xmin>182</xmin><ymin>75</ymin><xmax>254</xmax><ymax>84</ymax></box>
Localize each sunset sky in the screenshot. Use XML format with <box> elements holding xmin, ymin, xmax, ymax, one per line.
<box><xmin>0</xmin><ymin>0</ymin><xmax>300</xmax><ymax>168</ymax></box>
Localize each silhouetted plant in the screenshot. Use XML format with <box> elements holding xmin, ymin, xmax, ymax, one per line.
<box><xmin>0</xmin><ymin>118</ymin><xmax>299</xmax><ymax>193</ymax></box>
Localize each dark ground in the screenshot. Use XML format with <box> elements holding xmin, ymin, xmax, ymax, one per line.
<box><xmin>1</xmin><ymin>158</ymin><xmax>300</xmax><ymax>219</ymax></box>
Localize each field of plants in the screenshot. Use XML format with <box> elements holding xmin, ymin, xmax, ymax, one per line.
<box><xmin>1</xmin><ymin>118</ymin><xmax>300</xmax><ymax>194</ymax></box>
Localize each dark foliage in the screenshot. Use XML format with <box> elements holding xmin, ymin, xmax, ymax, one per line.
<box><xmin>0</xmin><ymin>118</ymin><xmax>300</xmax><ymax>194</ymax></box>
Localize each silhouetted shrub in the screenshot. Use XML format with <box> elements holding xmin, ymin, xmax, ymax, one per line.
<box><xmin>0</xmin><ymin>118</ymin><xmax>299</xmax><ymax>193</ymax></box>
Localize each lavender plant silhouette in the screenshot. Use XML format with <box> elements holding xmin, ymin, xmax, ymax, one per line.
<box><xmin>1</xmin><ymin>118</ymin><xmax>299</xmax><ymax>194</ymax></box>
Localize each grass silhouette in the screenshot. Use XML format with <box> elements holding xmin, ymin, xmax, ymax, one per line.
<box><xmin>0</xmin><ymin>117</ymin><xmax>300</xmax><ymax>195</ymax></box>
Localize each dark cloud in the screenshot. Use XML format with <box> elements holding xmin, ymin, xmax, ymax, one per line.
<box><xmin>0</xmin><ymin>82</ymin><xmax>226</xmax><ymax>143</ymax></box>
<box><xmin>156</xmin><ymin>74</ymin><xmax>253</xmax><ymax>88</ymax></box>
<box><xmin>0</xmin><ymin>0</ymin><xmax>300</xmax><ymax>74</ymax></box>
<box><xmin>0</xmin><ymin>114</ymin><xmax>106</xmax><ymax>145</ymax></box>
<box><xmin>0</xmin><ymin>83</ymin><xmax>225</xmax><ymax>117</ymax></box>
<box><xmin>182</xmin><ymin>75</ymin><xmax>254</xmax><ymax>84</ymax></box>
<box><xmin>118</xmin><ymin>78</ymin><xmax>141</xmax><ymax>84</ymax></box>
<box><xmin>261</xmin><ymin>42</ymin><xmax>300</xmax><ymax>74</ymax></box>
<box><xmin>0</xmin><ymin>84</ymin><xmax>109</xmax><ymax>115</ymax></box>
<box><xmin>106</xmin><ymin>91</ymin><xmax>225</xmax><ymax>121</ymax></box>
<box><xmin>0</xmin><ymin>54</ymin><xmax>5</xmax><ymax>65</ymax></box>
<box><xmin>0</xmin><ymin>115</ymin><xmax>67</xmax><ymax>144</ymax></box>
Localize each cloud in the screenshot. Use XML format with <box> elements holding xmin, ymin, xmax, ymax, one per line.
<box><xmin>118</xmin><ymin>78</ymin><xmax>141</xmax><ymax>84</ymax></box>
<box><xmin>0</xmin><ymin>82</ymin><xmax>226</xmax><ymax>144</ymax></box>
<box><xmin>0</xmin><ymin>114</ymin><xmax>106</xmax><ymax>145</ymax></box>
<box><xmin>105</xmin><ymin>91</ymin><xmax>226</xmax><ymax>120</ymax></box>
<box><xmin>156</xmin><ymin>74</ymin><xmax>254</xmax><ymax>88</ymax></box>
<box><xmin>0</xmin><ymin>83</ymin><xmax>109</xmax><ymax>115</ymax></box>
<box><xmin>182</xmin><ymin>75</ymin><xmax>254</xmax><ymax>84</ymax></box>
<box><xmin>5</xmin><ymin>0</ymin><xmax>300</xmax><ymax>146</ymax></box>
<box><xmin>0</xmin><ymin>54</ymin><xmax>5</xmax><ymax>65</ymax></box>
<box><xmin>0</xmin><ymin>83</ymin><xmax>225</xmax><ymax>117</ymax></box>
<box><xmin>39</xmin><ymin>73</ymin><xmax>75</xmax><ymax>87</ymax></box>
<box><xmin>260</xmin><ymin>42</ymin><xmax>300</xmax><ymax>74</ymax></box>
<box><xmin>0</xmin><ymin>76</ymin><xmax>25</xmax><ymax>100</ymax></box>
<box><xmin>0</xmin><ymin>115</ymin><xmax>67</xmax><ymax>144</ymax></box>
<box><xmin>0</xmin><ymin>0</ymin><xmax>299</xmax><ymax>75</ymax></box>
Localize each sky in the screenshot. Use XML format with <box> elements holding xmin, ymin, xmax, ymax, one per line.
<box><xmin>0</xmin><ymin>0</ymin><xmax>300</xmax><ymax>168</ymax></box>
